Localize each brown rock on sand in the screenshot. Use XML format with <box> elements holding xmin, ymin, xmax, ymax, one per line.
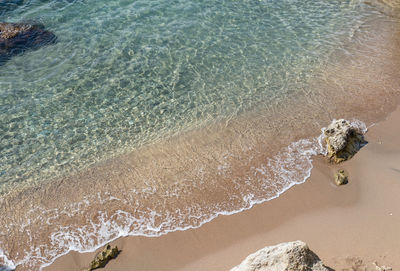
<box><xmin>334</xmin><ymin>169</ymin><xmax>348</xmax><ymax>186</ymax></box>
<box><xmin>83</xmin><ymin>244</ymin><xmax>120</xmax><ymax>271</ymax></box>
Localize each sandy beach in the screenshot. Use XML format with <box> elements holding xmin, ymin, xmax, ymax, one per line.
<box><xmin>44</xmin><ymin>104</ymin><xmax>400</xmax><ymax>271</ymax></box>
<box><xmin>2</xmin><ymin>1</ymin><xmax>400</xmax><ymax>271</ymax></box>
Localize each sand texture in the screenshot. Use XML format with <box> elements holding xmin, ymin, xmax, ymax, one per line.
<box><xmin>44</xmin><ymin>105</ymin><xmax>400</xmax><ymax>271</ymax></box>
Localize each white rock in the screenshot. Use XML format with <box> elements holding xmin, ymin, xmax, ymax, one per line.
<box><xmin>325</xmin><ymin>119</ymin><xmax>353</xmax><ymax>153</ymax></box>
<box><xmin>231</xmin><ymin>241</ymin><xmax>330</xmax><ymax>271</ymax></box>
<box><xmin>324</xmin><ymin>119</ymin><xmax>366</xmax><ymax>163</ymax></box>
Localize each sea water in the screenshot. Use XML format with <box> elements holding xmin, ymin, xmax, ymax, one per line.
<box><xmin>0</xmin><ymin>0</ymin><xmax>399</xmax><ymax>270</ymax></box>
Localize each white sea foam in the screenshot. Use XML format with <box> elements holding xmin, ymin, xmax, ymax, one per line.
<box><xmin>42</xmin><ymin>138</ymin><xmax>320</xmax><ymax>269</ymax></box>
<box><xmin>4</xmin><ymin>119</ymin><xmax>368</xmax><ymax>271</ymax></box>
<box><xmin>0</xmin><ymin>249</ymin><xmax>16</xmax><ymax>271</ymax></box>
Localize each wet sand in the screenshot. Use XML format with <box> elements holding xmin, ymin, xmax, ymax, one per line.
<box><xmin>3</xmin><ymin>7</ymin><xmax>399</xmax><ymax>270</ymax></box>
<box><xmin>45</xmin><ymin>105</ymin><xmax>400</xmax><ymax>271</ymax></box>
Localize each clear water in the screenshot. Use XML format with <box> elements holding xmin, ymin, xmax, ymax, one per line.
<box><xmin>0</xmin><ymin>0</ymin><xmax>371</xmax><ymax>189</ymax></box>
<box><xmin>1</xmin><ymin>0</ymin><xmax>400</xmax><ymax>270</ymax></box>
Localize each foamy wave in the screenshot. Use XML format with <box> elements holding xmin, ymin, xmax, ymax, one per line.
<box><xmin>0</xmin><ymin>249</ymin><xmax>15</xmax><ymax>271</ymax></box>
<box><xmin>43</xmin><ymin>136</ymin><xmax>324</xmax><ymax>269</ymax></box>
<box><xmin>5</xmin><ymin>120</ymin><xmax>368</xmax><ymax>271</ymax></box>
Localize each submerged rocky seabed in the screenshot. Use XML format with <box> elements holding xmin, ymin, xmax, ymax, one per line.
<box><xmin>1</xmin><ymin>0</ymin><xmax>400</xmax><ymax>270</ymax></box>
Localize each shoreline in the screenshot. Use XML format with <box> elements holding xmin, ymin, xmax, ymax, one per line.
<box><xmin>1</xmin><ymin>4</ymin><xmax>400</xmax><ymax>271</ymax></box>
<box><xmin>45</xmin><ymin>104</ymin><xmax>400</xmax><ymax>271</ymax></box>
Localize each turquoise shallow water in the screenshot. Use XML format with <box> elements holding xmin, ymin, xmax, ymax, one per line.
<box><xmin>1</xmin><ymin>0</ymin><xmax>400</xmax><ymax>270</ymax></box>
<box><xmin>1</xmin><ymin>0</ymin><xmax>371</xmax><ymax>190</ymax></box>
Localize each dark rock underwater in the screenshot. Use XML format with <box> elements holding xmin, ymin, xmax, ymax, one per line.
<box><xmin>0</xmin><ymin>22</ymin><xmax>56</xmax><ymax>64</ymax></box>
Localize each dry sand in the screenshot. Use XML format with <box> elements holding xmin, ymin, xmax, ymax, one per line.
<box><xmin>45</xmin><ymin>105</ymin><xmax>400</xmax><ymax>271</ymax></box>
